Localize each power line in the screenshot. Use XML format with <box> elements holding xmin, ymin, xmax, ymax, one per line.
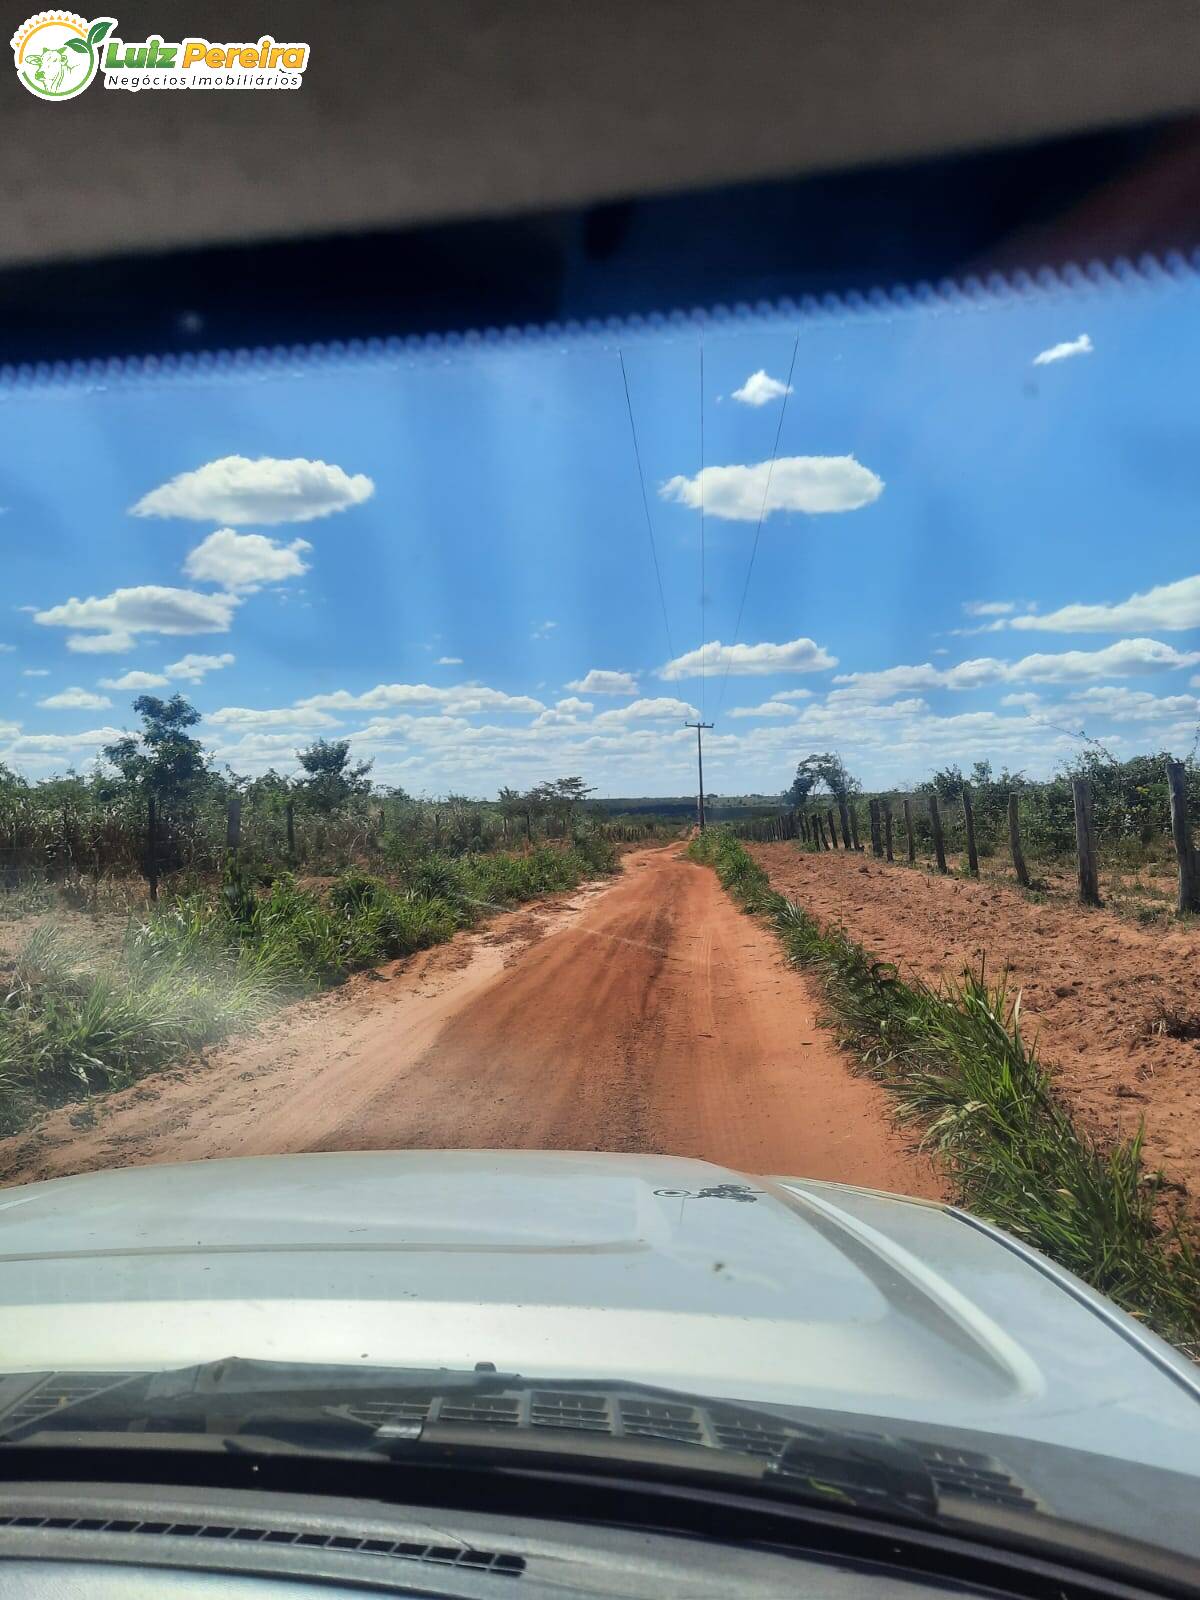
<box><xmin>618</xmin><ymin>348</ymin><xmax>674</xmax><ymax>661</ymax></box>
<box><xmin>716</xmin><ymin>332</ymin><xmax>800</xmax><ymax>711</ymax></box>
<box><xmin>699</xmin><ymin>340</ymin><xmax>706</xmax><ymax>717</ymax></box>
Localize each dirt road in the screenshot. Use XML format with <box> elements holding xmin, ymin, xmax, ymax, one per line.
<box><xmin>0</xmin><ymin>847</ymin><xmax>942</xmax><ymax>1196</ymax></box>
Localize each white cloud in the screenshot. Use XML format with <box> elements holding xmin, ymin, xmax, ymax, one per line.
<box><xmin>1061</xmin><ymin>686</ymin><xmax>1200</xmax><ymax>722</ymax></box>
<box><xmin>20</xmin><ymin>668</ymin><xmax>50</xmax><ymax>678</ymax></box>
<box><xmin>728</xmin><ymin>701</ymin><xmax>800</xmax><ymax>718</ymax></box>
<box><xmin>206</xmin><ymin>706</ymin><xmax>340</xmax><ymax>729</ymax></box>
<box><xmin>531</xmin><ymin>620</ymin><xmax>558</xmax><ymax>640</ymax></box>
<box><xmin>660</xmin><ymin>455</ymin><xmax>883</xmax><ymax>521</ymax></box>
<box><xmin>3</xmin><ymin>726</ymin><xmax>122</xmax><ymax>755</ymax></box>
<box><xmin>436</xmin><ymin>656</ymin><xmax>463</xmax><ymax>665</ymax></box>
<box><xmin>66</xmin><ymin>631</ymin><xmax>136</xmax><ymax>655</ymax></box>
<box><xmin>1001</xmin><ymin>692</ymin><xmax>1042</xmax><ymax>709</ymax></box>
<box><xmin>37</xmin><ymin>686</ymin><xmax>112</xmax><ymax>711</ymax></box>
<box><xmin>1013</xmin><ymin>639</ymin><xmax>1200</xmax><ymax>681</ymax></box>
<box><xmin>770</xmin><ymin>688</ymin><xmax>814</xmax><ymax>702</ymax></box>
<box><xmin>298</xmin><ymin>683</ymin><xmax>544</xmax><ymax>715</ymax></box>
<box><xmin>555</xmin><ymin>697</ymin><xmax>593</xmax><ymax>714</ymax></box>
<box><xmin>37</xmin><ymin>586</ymin><xmax>238</xmax><ymax>643</ymax></box>
<box><xmin>660</xmin><ymin>637</ymin><xmax>837</xmax><ymax>680</ymax></box>
<box><xmin>131</xmin><ymin>455</ymin><xmax>374</xmax><ymax>525</ymax></box>
<box><xmin>832</xmin><ymin>639</ymin><xmax>1200</xmax><ymax>702</ymax></box>
<box><xmin>593</xmin><ymin>696</ymin><xmax>699</xmax><ymax>727</ymax></box>
<box><xmin>565</xmin><ymin>669</ymin><xmax>639</xmax><ymax>696</ymax></box>
<box><xmin>731</xmin><ymin>369</ymin><xmax>793</xmax><ymax>407</ymax></box>
<box><xmin>1033</xmin><ymin>333</ymin><xmax>1093</xmax><ymax>366</ymax></box>
<box><xmin>164</xmin><ymin>652</ymin><xmax>235</xmax><ymax>683</ymax></box>
<box><xmin>964</xmin><ymin>600</ymin><xmax>1016</xmax><ymax>617</ymax></box>
<box><xmin>0</xmin><ymin>643</ymin><xmax>13</xmax><ymax>653</ymax></box>
<box><xmin>183</xmin><ymin>528</ymin><xmax>311</xmax><ymax>592</ymax></box>
<box><xmin>1010</xmin><ymin>575</ymin><xmax>1200</xmax><ymax>634</ymax></box>
<box><xmin>99</xmin><ymin>671</ymin><xmax>170</xmax><ymax>691</ymax></box>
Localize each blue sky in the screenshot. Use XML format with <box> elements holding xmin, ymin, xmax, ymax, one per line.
<box><xmin>2</xmin><ymin>276</ymin><xmax>1199</xmax><ymax>796</ymax></box>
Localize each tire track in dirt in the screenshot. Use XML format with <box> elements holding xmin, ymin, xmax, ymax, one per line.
<box><xmin>0</xmin><ymin>847</ymin><xmax>943</xmax><ymax>1196</ymax></box>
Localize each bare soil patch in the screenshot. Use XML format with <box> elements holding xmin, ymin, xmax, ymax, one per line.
<box><xmin>750</xmin><ymin>844</ymin><xmax>1200</xmax><ymax>1211</ymax></box>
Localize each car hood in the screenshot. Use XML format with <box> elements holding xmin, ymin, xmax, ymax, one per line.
<box><xmin>0</xmin><ymin>1149</ymin><xmax>1196</xmax><ymax>1473</ymax></box>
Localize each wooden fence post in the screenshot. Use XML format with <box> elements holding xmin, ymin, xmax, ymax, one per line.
<box><xmin>226</xmin><ymin>797</ymin><xmax>241</xmax><ymax>852</ymax></box>
<box><xmin>928</xmin><ymin>794</ymin><xmax>947</xmax><ymax>873</ymax></box>
<box><xmin>1165</xmin><ymin>758</ymin><xmax>1199</xmax><ymax>913</ymax></box>
<box><xmin>1008</xmin><ymin>792</ymin><xmax>1030</xmax><ymax>887</ymax></box>
<box><xmin>848</xmin><ymin>806</ymin><xmax>861</xmax><ymax>852</ymax></box>
<box><xmin>868</xmin><ymin>799</ymin><xmax>883</xmax><ymax>857</ymax></box>
<box><xmin>826</xmin><ymin>808</ymin><xmax>839</xmax><ymax>850</ymax></box>
<box><xmin>882</xmin><ymin>798</ymin><xmax>894</xmax><ymax>862</ymax></box>
<box><xmin>1072</xmin><ymin>777</ymin><xmax>1101</xmax><ymax>906</ymax></box>
<box><xmin>146</xmin><ymin>793</ymin><xmax>158</xmax><ymax>902</ymax></box>
<box><xmin>903</xmin><ymin>797</ymin><xmax>916</xmax><ymax>864</ymax></box>
<box><xmin>837</xmin><ymin>798</ymin><xmax>852</xmax><ymax>849</ymax></box>
<box><xmin>814</xmin><ymin>812</ymin><xmax>827</xmax><ymax>850</ymax></box>
<box><xmin>961</xmin><ymin>783</ymin><xmax>979</xmax><ymax>876</ymax></box>
<box><xmin>285</xmin><ymin>800</ymin><xmax>296</xmax><ymax>859</ymax></box>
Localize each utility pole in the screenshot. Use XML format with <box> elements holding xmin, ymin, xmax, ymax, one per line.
<box><xmin>685</xmin><ymin>720</ymin><xmax>714</xmax><ymax>830</ymax></box>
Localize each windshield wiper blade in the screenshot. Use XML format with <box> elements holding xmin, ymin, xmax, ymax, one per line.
<box><xmin>0</xmin><ymin>1360</ymin><xmax>942</xmax><ymax>1523</ymax></box>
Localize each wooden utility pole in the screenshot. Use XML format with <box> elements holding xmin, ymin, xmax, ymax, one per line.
<box><xmin>1165</xmin><ymin>759</ymin><xmax>1199</xmax><ymax>913</ymax></box>
<box><xmin>961</xmin><ymin>784</ymin><xmax>979</xmax><ymax>877</ymax></box>
<box><xmin>928</xmin><ymin>794</ymin><xmax>947</xmax><ymax>873</ymax></box>
<box><xmin>1072</xmin><ymin>778</ymin><xmax>1101</xmax><ymax>906</ymax></box>
<box><xmin>837</xmin><ymin>798</ymin><xmax>852</xmax><ymax>849</ymax></box>
<box><xmin>1008</xmin><ymin>793</ymin><xmax>1030</xmax><ymax>887</ymax></box>
<box><xmin>685</xmin><ymin>720</ymin><xmax>714</xmax><ymax>831</ymax></box>
<box><xmin>868</xmin><ymin>798</ymin><xmax>883</xmax><ymax>857</ymax></box>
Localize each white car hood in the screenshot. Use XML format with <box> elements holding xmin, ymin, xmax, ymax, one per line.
<box><xmin>0</xmin><ymin>1149</ymin><xmax>1196</xmax><ymax>1474</ymax></box>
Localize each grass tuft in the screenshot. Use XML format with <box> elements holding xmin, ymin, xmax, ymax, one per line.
<box><xmin>688</xmin><ymin>828</ymin><xmax>1200</xmax><ymax>1353</ymax></box>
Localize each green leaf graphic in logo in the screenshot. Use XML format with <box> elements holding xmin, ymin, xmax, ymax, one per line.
<box><xmin>86</xmin><ymin>18</ymin><xmax>113</xmax><ymax>46</ymax></box>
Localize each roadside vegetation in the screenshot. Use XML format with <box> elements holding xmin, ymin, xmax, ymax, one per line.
<box><xmin>0</xmin><ymin>837</ymin><xmax>616</xmax><ymax>1139</ymax></box>
<box><xmin>689</xmin><ymin>827</ymin><xmax>1200</xmax><ymax>1354</ymax></box>
<box><xmin>0</xmin><ymin>692</ymin><xmax>633</xmax><ymax>1140</ymax></box>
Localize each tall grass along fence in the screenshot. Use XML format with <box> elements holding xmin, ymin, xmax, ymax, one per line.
<box><xmin>0</xmin><ymin>837</ymin><xmax>617</xmax><ymax>1142</ymax></box>
<box><xmin>688</xmin><ymin>827</ymin><xmax>1200</xmax><ymax>1355</ymax></box>
<box><xmin>731</xmin><ymin>756</ymin><xmax>1200</xmax><ymax>914</ymax></box>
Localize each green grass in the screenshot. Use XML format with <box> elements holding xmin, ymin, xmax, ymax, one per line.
<box><xmin>0</xmin><ymin>838</ymin><xmax>617</xmax><ymax>1139</ymax></box>
<box><xmin>689</xmin><ymin>828</ymin><xmax>1200</xmax><ymax>1353</ymax></box>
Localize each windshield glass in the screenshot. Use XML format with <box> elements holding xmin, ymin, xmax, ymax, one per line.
<box><xmin>1</xmin><ymin>266</ymin><xmax>1199</xmax><ymax>1552</ymax></box>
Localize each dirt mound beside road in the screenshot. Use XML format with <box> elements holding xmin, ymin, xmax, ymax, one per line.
<box><xmin>750</xmin><ymin>843</ymin><xmax>1200</xmax><ymax>1213</ymax></box>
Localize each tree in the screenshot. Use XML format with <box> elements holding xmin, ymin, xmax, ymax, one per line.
<box><xmin>294</xmin><ymin>737</ymin><xmax>374</xmax><ymax>815</ymax></box>
<box><xmin>102</xmin><ymin>694</ymin><xmax>209</xmax><ymax>807</ymax></box>
<box><xmin>545</xmin><ymin>776</ymin><xmax>595</xmax><ymax>833</ymax></box>
<box><xmin>788</xmin><ymin>752</ymin><xmax>858</xmax><ymax>807</ymax></box>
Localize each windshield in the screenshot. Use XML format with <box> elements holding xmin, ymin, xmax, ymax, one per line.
<box><xmin>1</xmin><ymin>257</ymin><xmax>1199</xmax><ymax>1559</ymax></box>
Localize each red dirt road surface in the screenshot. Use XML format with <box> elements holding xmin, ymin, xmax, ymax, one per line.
<box><xmin>0</xmin><ymin>848</ymin><xmax>942</xmax><ymax>1198</ymax></box>
<box><xmin>750</xmin><ymin>843</ymin><xmax>1200</xmax><ymax>1214</ymax></box>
